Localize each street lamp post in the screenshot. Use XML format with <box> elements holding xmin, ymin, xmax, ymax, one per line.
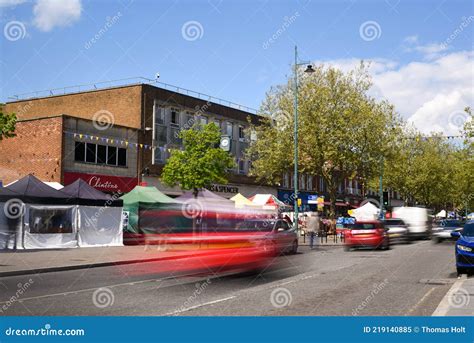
<box><xmin>293</xmin><ymin>46</ymin><xmax>315</xmax><ymax>231</ymax></box>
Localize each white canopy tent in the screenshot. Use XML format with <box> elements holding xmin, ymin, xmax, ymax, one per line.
<box><xmin>435</xmin><ymin>210</ymin><xmax>447</xmax><ymax>218</ymax></box>
<box><xmin>350</xmin><ymin>202</ymin><xmax>379</xmax><ymax>221</ymax></box>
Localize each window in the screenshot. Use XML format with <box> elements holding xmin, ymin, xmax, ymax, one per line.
<box><xmin>300</xmin><ymin>174</ymin><xmax>306</xmax><ymax>190</ymax></box>
<box><xmin>185</xmin><ymin>112</ymin><xmax>195</xmax><ymax>129</ymax></box>
<box><xmin>170</xmin><ymin>109</ymin><xmax>180</xmax><ymax>126</ymax></box>
<box><xmin>86</xmin><ymin>143</ymin><xmax>96</xmax><ymax>163</ymax></box>
<box><xmin>238</xmin><ymin>126</ymin><xmax>245</xmax><ymax>141</ymax></box>
<box><xmin>97</xmin><ymin>145</ymin><xmax>107</xmax><ymax>164</ymax></box>
<box><xmin>212</xmin><ymin>119</ymin><xmax>220</xmax><ymax>130</ymax></box>
<box><xmin>74</xmin><ymin>142</ymin><xmax>85</xmax><ymax>162</ymax></box>
<box><xmin>170</xmin><ymin>127</ymin><xmax>181</xmax><ymax>145</ymax></box>
<box><xmin>226</xmin><ymin>122</ymin><xmax>233</xmax><ymax>137</ymax></box>
<box><xmin>238</xmin><ymin>159</ymin><xmax>246</xmax><ymax>174</ymax></box>
<box><xmin>118</xmin><ymin>148</ymin><xmax>127</xmax><ymax>166</ymax></box>
<box><xmin>154</xmin><ymin>146</ymin><xmax>165</xmax><ymax>164</ymax></box>
<box><xmin>200</xmin><ymin>116</ymin><xmax>208</xmax><ymax>126</ymax></box>
<box><xmin>282</xmin><ymin>173</ymin><xmax>289</xmax><ymax>188</ymax></box>
<box><xmin>155</xmin><ymin>125</ymin><xmax>167</xmax><ymax>145</ymax></box>
<box><xmin>307</xmin><ymin>176</ymin><xmax>313</xmax><ymax>190</ymax></box>
<box><xmin>74</xmin><ymin>141</ymin><xmax>125</xmax><ymax>167</ymax></box>
<box><xmin>107</xmin><ymin>146</ymin><xmax>117</xmax><ymax>165</ymax></box>
<box><xmin>29</xmin><ymin>207</ymin><xmax>74</xmax><ymax>234</ymax></box>
<box><xmin>154</xmin><ymin>103</ymin><xmax>165</xmax><ymax>124</ymax></box>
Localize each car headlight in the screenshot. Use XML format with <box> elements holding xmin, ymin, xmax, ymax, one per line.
<box><xmin>457</xmin><ymin>244</ymin><xmax>473</xmax><ymax>252</ymax></box>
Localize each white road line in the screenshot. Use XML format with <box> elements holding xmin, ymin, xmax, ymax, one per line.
<box><xmin>406</xmin><ymin>287</ymin><xmax>435</xmax><ymax>315</ymax></box>
<box><xmin>164</xmin><ymin>296</ymin><xmax>236</xmax><ymax>316</ymax></box>
<box><xmin>1</xmin><ymin>275</ymin><xmax>211</xmax><ymax>305</ymax></box>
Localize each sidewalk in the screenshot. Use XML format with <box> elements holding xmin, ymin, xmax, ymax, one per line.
<box><xmin>298</xmin><ymin>234</ymin><xmax>345</xmax><ymax>246</ymax></box>
<box><xmin>432</xmin><ymin>276</ymin><xmax>474</xmax><ymax>316</ymax></box>
<box><xmin>0</xmin><ymin>245</ymin><xmax>204</xmax><ymax>278</ymax></box>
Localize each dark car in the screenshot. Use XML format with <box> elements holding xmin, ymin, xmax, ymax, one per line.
<box><xmin>432</xmin><ymin>219</ymin><xmax>464</xmax><ymax>243</ymax></box>
<box><xmin>344</xmin><ymin>220</ymin><xmax>389</xmax><ymax>251</ymax></box>
<box><xmin>451</xmin><ymin>221</ymin><xmax>474</xmax><ymax>275</ymax></box>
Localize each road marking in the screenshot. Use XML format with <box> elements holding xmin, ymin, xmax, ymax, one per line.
<box><xmin>406</xmin><ymin>287</ymin><xmax>435</xmax><ymax>315</ymax></box>
<box><xmin>0</xmin><ymin>275</ymin><xmax>214</xmax><ymax>305</ymax></box>
<box><xmin>163</xmin><ymin>296</ymin><xmax>236</xmax><ymax>316</ymax></box>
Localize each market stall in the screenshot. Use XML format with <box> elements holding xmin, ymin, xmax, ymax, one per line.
<box><xmin>61</xmin><ymin>179</ymin><xmax>123</xmax><ymax>247</ymax></box>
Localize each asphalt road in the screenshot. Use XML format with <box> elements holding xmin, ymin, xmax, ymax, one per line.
<box><xmin>0</xmin><ymin>240</ymin><xmax>458</xmax><ymax>316</ymax></box>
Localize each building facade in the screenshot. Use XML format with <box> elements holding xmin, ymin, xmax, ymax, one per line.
<box><xmin>2</xmin><ymin>81</ymin><xmax>276</xmax><ymax>197</ymax></box>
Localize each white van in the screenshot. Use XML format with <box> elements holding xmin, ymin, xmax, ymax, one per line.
<box><xmin>392</xmin><ymin>207</ymin><xmax>431</xmax><ymax>240</ymax></box>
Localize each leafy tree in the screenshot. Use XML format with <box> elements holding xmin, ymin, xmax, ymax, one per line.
<box><xmin>161</xmin><ymin>123</ymin><xmax>235</xmax><ymax>197</ymax></box>
<box><xmin>0</xmin><ymin>104</ymin><xmax>17</xmax><ymax>140</ymax></box>
<box><xmin>247</xmin><ymin>63</ymin><xmax>401</xmax><ymax>218</ymax></box>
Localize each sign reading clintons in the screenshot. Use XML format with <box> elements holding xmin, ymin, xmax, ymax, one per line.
<box><xmin>63</xmin><ymin>172</ymin><xmax>138</xmax><ymax>193</ymax></box>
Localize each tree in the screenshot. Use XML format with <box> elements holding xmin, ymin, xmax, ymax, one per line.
<box><xmin>0</xmin><ymin>104</ymin><xmax>17</xmax><ymax>140</ymax></box>
<box><xmin>161</xmin><ymin>123</ymin><xmax>235</xmax><ymax>197</ymax></box>
<box><xmin>247</xmin><ymin>63</ymin><xmax>401</xmax><ymax>218</ymax></box>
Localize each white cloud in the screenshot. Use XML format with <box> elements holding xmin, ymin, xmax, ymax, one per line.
<box><xmin>316</xmin><ymin>50</ymin><xmax>474</xmax><ymax>135</ymax></box>
<box><xmin>33</xmin><ymin>0</ymin><xmax>82</xmax><ymax>32</ymax></box>
<box><xmin>0</xmin><ymin>0</ymin><xmax>26</xmax><ymax>7</ymax></box>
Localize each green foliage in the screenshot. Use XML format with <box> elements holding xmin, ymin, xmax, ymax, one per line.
<box><xmin>247</xmin><ymin>63</ymin><xmax>401</xmax><ymax>217</ymax></box>
<box><xmin>0</xmin><ymin>104</ymin><xmax>17</xmax><ymax>140</ymax></box>
<box><xmin>161</xmin><ymin>123</ymin><xmax>235</xmax><ymax>195</ymax></box>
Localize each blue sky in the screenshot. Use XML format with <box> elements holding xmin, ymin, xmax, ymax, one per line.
<box><xmin>0</xmin><ymin>0</ymin><xmax>473</xmax><ymax>134</ymax></box>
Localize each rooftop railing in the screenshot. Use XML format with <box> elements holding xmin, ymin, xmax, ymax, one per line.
<box><xmin>7</xmin><ymin>76</ymin><xmax>258</xmax><ymax>114</ymax></box>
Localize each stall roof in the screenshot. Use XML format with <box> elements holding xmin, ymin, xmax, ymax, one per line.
<box><xmin>176</xmin><ymin>189</ymin><xmax>231</xmax><ymax>202</ymax></box>
<box><xmin>61</xmin><ymin>179</ymin><xmax>122</xmax><ymax>206</ymax></box>
<box><xmin>6</xmin><ymin>174</ymin><xmax>67</xmax><ymax>199</ymax></box>
<box><xmin>120</xmin><ymin>186</ymin><xmax>179</xmax><ymax>205</ymax></box>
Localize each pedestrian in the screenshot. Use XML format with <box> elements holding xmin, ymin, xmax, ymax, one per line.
<box><xmin>306</xmin><ymin>212</ymin><xmax>320</xmax><ymax>249</ymax></box>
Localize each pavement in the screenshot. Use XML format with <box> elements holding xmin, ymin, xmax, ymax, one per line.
<box><xmin>0</xmin><ymin>245</ymin><xmax>204</xmax><ymax>277</ymax></box>
<box><xmin>0</xmin><ymin>240</ymin><xmax>461</xmax><ymax>316</ymax></box>
<box><xmin>432</xmin><ymin>275</ymin><xmax>474</xmax><ymax>316</ymax></box>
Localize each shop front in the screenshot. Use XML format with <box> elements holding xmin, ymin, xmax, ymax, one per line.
<box><xmin>63</xmin><ymin>172</ymin><xmax>138</xmax><ymax>194</ymax></box>
<box><xmin>277</xmin><ymin>189</ymin><xmax>319</xmax><ymax>212</ymax></box>
<box><xmin>142</xmin><ymin>177</ymin><xmax>277</xmax><ymax>199</ymax></box>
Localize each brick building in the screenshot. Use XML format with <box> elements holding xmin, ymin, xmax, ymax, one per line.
<box><xmin>2</xmin><ymin>80</ymin><xmax>276</xmax><ymax>197</ymax></box>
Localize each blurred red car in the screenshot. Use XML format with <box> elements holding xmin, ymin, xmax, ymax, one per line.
<box><xmin>344</xmin><ymin>220</ymin><xmax>389</xmax><ymax>251</ymax></box>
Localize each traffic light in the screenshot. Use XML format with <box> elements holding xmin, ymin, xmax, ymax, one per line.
<box><xmin>383</xmin><ymin>191</ymin><xmax>389</xmax><ymax>207</ymax></box>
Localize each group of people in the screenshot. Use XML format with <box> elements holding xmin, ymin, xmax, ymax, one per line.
<box><xmin>302</xmin><ymin>212</ymin><xmax>337</xmax><ymax>249</ymax></box>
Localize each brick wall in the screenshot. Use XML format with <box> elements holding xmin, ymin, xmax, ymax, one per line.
<box><xmin>5</xmin><ymin>85</ymin><xmax>143</xmax><ymax>129</ymax></box>
<box><xmin>0</xmin><ymin>116</ymin><xmax>63</xmax><ymax>185</ymax></box>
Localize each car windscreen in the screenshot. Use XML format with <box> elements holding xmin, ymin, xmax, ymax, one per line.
<box><xmin>442</xmin><ymin>220</ymin><xmax>462</xmax><ymax>227</ymax></box>
<box><xmin>348</xmin><ymin>223</ymin><xmax>377</xmax><ymax>230</ymax></box>
<box><xmin>462</xmin><ymin>223</ymin><xmax>474</xmax><ymax>237</ymax></box>
<box><xmin>235</xmin><ymin>220</ymin><xmax>275</xmax><ymax>232</ymax></box>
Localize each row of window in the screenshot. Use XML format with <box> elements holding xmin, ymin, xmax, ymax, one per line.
<box><xmin>74</xmin><ymin>142</ymin><xmax>127</xmax><ymax>167</ymax></box>
<box><xmin>154</xmin><ymin>105</ymin><xmax>247</xmax><ymax>140</ymax></box>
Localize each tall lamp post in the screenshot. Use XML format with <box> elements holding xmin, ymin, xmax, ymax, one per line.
<box><xmin>293</xmin><ymin>45</ymin><xmax>315</xmax><ymax>231</ymax></box>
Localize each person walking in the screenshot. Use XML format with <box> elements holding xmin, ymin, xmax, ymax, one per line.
<box><xmin>306</xmin><ymin>212</ymin><xmax>320</xmax><ymax>249</ymax></box>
